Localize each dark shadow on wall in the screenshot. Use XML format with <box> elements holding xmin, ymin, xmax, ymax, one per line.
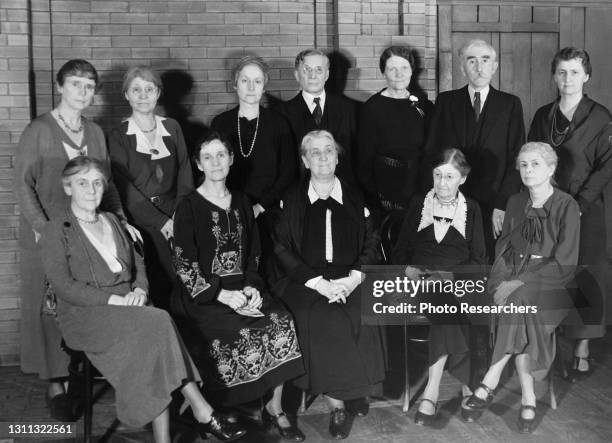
<box><xmin>160</xmin><ymin>70</ymin><xmax>209</xmax><ymax>184</ymax></box>
<box><xmin>408</xmin><ymin>47</ymin><xmax>428</xmax><ymax>102</ymax></box>
<box><xmin>326</xmin><ymin>50</ymin><xmax>363</xmax><ymax>110</ymax></box>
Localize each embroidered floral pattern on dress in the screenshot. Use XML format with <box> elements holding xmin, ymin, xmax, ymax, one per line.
<box><xmin>211</xmin><ymin>209</ymin><xmax>243</xmax><ymax>276</ymax></box>
<box><xmin>210</xmin><ymin>312</ymin><xmax>301</xmax><ymax>387</ymax></box>
<box><xmin>173</xmin><ymin>246</ymin><xmax>211</xmax><ymax>298</ymax></box>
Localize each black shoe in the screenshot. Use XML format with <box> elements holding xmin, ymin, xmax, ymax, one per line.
<box><xmin>567</xmin><ymin>356</ymin><xmax>593</xmax><ymax>382</ymax></box>
<box><xmin>346</xmin><ymin>397</ymin><xmax>369</xmax><ymax>417</ymax></box>
<box><xmin>329</xmin><ymin>408</ymin><xmax>351</xmax><ymax>439</ymax></box>
<box><xmin>262</xmin><ymin>406</ymin><xmax>305</xmax><ymax>442</ymax></box>
<box><xmin>517</xmin><ymin>404</ymin><xmax>537</xmax><ymax>434</ymax></box>
<box><xmin>465</xmin><ymin>383</ymin><xmax>495</xmax><ymax>410</ymax></box>
<box><xmin>460</xmin><ymin>395</ymin><xmax>483</xmax><ymax>423</ymax></box>
<box><xmin>197</xmin><ymin>412</ymin><xmax>246</xmax><ymax>441</ymax></box>
<box><xmin>414</xmin><ymin>398</ymin><xmax>437</xmax><ymax>426</ymax></box>
<box><xmin>46</xmin><ymin>393</ymin><xmax>76</xmax><ymax>422</ymax></box>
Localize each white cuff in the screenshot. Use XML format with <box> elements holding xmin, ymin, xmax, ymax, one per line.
<box><xmin>305</xmin><ymin>275</ymin><xmax>323</xmax><ymax>289</ymax></box>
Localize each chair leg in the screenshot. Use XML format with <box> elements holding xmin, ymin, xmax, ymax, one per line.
<box><xmin>548</xmin><ymin>374</ymin><xmax>557</xmax><ymax>410</ymax></box>
<box><xmin>401</xmin><ymin>323</ymin><xmax>410</xmax><ymax>412</ymax></box>
<box><xmin>299</xmin><ymin>391</ymin><xmax>307</xmax><ymax>413</ymax></box>
<box><xmin>84</xmin><ymin>358</ymin><xmax>93</xmax><ymax>443</ymax></box>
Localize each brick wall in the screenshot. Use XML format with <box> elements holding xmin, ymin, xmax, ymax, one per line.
<box><xmin>0</xmin><ymin>0</ymin><xmax>437</xmax><ymax>366</ymax></box>
<box><xmin>0</xmin><ymin>0</ymin><xmax>30</xmax><ymax>366</ymax></box>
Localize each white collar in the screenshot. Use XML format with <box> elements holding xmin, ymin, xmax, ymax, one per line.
<box><xmin>302</xmin><ymin>90</ymin><xmax>326</xmax><ymax>113</ymax></box>
<box><xmin>417</xmin><ymin>189</ymin><xmax>468</xmax><ymax>242</ymax></box>
<box><xmin>307</xmin><ymin>177</ymin><xmax>342</xmax><ymax>204</ymax></box>
<box><xmin>126</xmin><ymin>115</ymin><xmax>171</xmax><ymax>160</ymax></box>
<box><xmin>468</xmin><ymin>85</ymin><xmax>490</xmax><ymax>106</ymax></box>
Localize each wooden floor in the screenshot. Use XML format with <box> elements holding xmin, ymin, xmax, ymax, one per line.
<box><xmin>1</xmin><ymin>329</ymin><xmax>611</xmax><ymax>442</ymax></box>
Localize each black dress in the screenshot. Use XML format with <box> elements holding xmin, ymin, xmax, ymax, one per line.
<box><xmin>528</xmin><ymin>96</ymin><xmax>612</xmax><ymax>339</ymax></box>
<box><xmin>392</xmin><ymin>192</ymin><xmax>487</xmax><ymax>385</ymax></box>
<box><xmin>273</xmin><ymin>180</ymin><xmax>386</xmax><ymax>400</ymax></box>
<box><xmin>171</xmin><ymin>190</ymin><xmax>303</xmax><ymax>406</ymax></box>
<box><xmin>357</xmin><ymin>91</ymin><xmax>433</xmax><ymax>213</ymax></box>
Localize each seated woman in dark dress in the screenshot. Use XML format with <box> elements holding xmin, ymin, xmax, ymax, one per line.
<box><xmin>465</xmin><ymin>142</ymin><xmax>580</xmax><ymax>433</ymax></box>
<box><xmin>39</xmin><ymin>157</ymin><xmax>245</xmax><ymax>443</ymax></box>
<box><xmin>392</xmin><ymin>148</ymin><xmax>487</xmax><ymax>426</ymax></box>
<box><xmin>171</xmin><ymin>132</ymin><xmax>305</xmax><ymax>442</ymax></box>
<box><xmin>273</xmin><ymin>130</ymin><xmax>386</xmax><ymax>440</ymax></box>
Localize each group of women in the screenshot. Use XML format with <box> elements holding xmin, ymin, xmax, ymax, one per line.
<box><xmin>15</xmin><ymin>42</ymin><xmax>611</xmax><ymax>441</ymax></box>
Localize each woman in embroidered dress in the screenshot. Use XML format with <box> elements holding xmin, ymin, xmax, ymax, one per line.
<box><xmin>210</xmin><ymin>55</ymin><xmax>296</xmax><ymax>284</ymax></box>
<box><xmin>392</xmin><ymin>148</ymin><xmax>487</xmax><ymax>426</ymax></box>
<box><xmin>273</xmin><ymin>130</ymin><xmax>386</xmax><ymax>440</ymax></box>
<box><xmin>40</xmin><ymin>156</ymin><xmax>246</xmax><ymax>443</ymax></box>
<box><xmin>528</xmin><ymin>47</ymin><xmax>612</xmax><ymax>378</ymax></box>
<box><xmin>357</xmin><ymin>46</ymin><xmax>433</xmax><ymax>216</ymax></box>
<box><xmin>15</xmin><ymin>59</ymin><xmax>138</xmax><ymax>421</ymax></box>
<box><xmin>465</xmin><ymin>142</ymin><xmax>580</xmax><ymax>433</ymax></box>
<box><xmin>108</xmin><ymin>66</ymin><xmax>194</xmax><ymax>310</ymax></box>
<box><xmin>171</xmin><ymin>132</ymin><xmax>305</xmax><ymax>442</ymax></box>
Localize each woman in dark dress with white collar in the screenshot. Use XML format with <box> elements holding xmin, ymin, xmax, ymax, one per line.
<box><xmin>273</xmin><ymin>130</ymin><xmax>386</xmax><ymax>440</ymax></box>
<box><xmin>108</xmin><ymin>66</ymin><xmax>194</xmax><ymax>310</ymax></box>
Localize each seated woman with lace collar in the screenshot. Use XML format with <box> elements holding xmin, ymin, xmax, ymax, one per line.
<box><xmin>392</xmin><ymin>148</ymin><xmax>487</xmax><ymax>426</ymax></box>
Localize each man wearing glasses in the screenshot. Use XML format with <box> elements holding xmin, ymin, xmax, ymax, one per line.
<box><xmin>276</xmin><ymin>49</ymin><xmax>357</xmax><ymax>184</ymax></box>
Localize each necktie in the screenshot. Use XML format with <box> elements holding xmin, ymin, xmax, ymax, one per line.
<box><xmin>473</xmin><ymin>91</ymin><xmax>481</xmax><ymax>122</ymax></box>
<box><xmin>313</xmin><ymin>97</ymin><xmax>322</xmax><ymax>126</ymax></box>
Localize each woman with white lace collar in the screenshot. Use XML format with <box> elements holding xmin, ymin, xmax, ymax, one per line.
<box><xmin>392</xmin><ymin>148</ymin><xmax>487</xmax><ymax>427</ymax></box>
<box><xmin>108</xmin><ymin>66</ymin><xmax>194</xmax><ymax>310</ymax></box>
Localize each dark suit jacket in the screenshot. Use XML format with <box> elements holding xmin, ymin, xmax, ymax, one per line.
<box><xmin>275</xmin><ymin>92</ymin><xmax>358</xmax><ymax>184</ymax></box>
<box><xmin>424</xmin><ymin>85</ymin><xmax>525</xmax><ymax>212</ymax></box>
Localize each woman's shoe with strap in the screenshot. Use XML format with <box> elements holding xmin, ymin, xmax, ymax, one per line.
<box><xmin>414</xmin><ymin>398</ymin><xmax>437</xmax><ymax>426</ymax></box>
<box><xmin>465</xmin><ymin>383</ymin><xmax>495</xmax><ymax>410</ymax></box>
<box><xmin>262</xmin><ymin>405</ymin><xmax>305</xmax><ymax>442</ymax></box>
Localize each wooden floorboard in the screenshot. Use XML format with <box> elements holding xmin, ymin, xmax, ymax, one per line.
<box><xmin>1</xmin><ymin>330</ymin><xmax>611</xmax><ymax>442</ymax></box>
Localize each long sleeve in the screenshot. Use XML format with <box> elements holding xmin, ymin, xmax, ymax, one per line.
<box><xmin>15</xmin><ymin>122</ymin><xmax>49</xmax><ymax>233</ymax></box>
<box><xmin>352</xmin><ymin>205</ymin><xmax>381</xmax><ymax>268</ymax></box>
<box><xmin>258</xmin><ymin>112</ymin><xmax>296</xmax><ymax>209</ymax></box>
<box><xmin>39</xmin><ymin>222</ymin><xmax>111</xmax><ymax>306</ymax></box>
<box><xmin>574</xmin><ymin>123</ymin><xmax>612</xmax><ymax>212</ymax></box>
<box><xmin>240</xmin><ymin>194</ymin><xmax>266</xmax><ymax>290</ymax></box>
<box><xmin>107</xmin><ymin>128</ymin><xmax>170</xmax><ymax>230</ymax></box>
<box><xmin>494</xmin><ymin>96</ymin><xmax>525</xmax><ymax>210</ymax></box>
<box><xmin>273</xmin><ymin>206</ymin><xmax>319</xmax><ymax>284</ymax></box>
<box><xmin>172</xmin><ymin>121</ymin><xmax>195</xmax><ymax>207</ymax></box>
<box><xmin>173</xmin><ymin>197</ymin><xmax>221</xmax><ymax>303</ymax></box>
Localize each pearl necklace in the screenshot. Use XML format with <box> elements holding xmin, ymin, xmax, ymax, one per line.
<box><xmin>57</xmin><ymin>113</ymin><xmax>84</xmax><ymax>134</ymax></box>
<box><xmin>237</xmin><ymin>111</ymin><xmax>259</xmax><ymax>158</ymax></box>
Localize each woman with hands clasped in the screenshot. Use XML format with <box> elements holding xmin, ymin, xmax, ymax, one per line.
<box><xmin>391</xmin><ymin>148</ymin><xmax>487</xmax><ymax>426</ymax></box>
<box><xmin>39</xmin><ymin>157</ymin><xmax>246</xmax><ymax>442</ymax></box>
<box><xmin>171</xmin><ymin>132</ymin><xmax>304</xmax><ymax>442</ymax></box>
<box><xmin>464</xmin><ymin>142</ymin><xmax>580</xmax><ymax>433</ymax></box>
<box><xmin>273</xmin><ymin>130</ymin><xmax>386</xmax><ymax>440</ymax></box>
